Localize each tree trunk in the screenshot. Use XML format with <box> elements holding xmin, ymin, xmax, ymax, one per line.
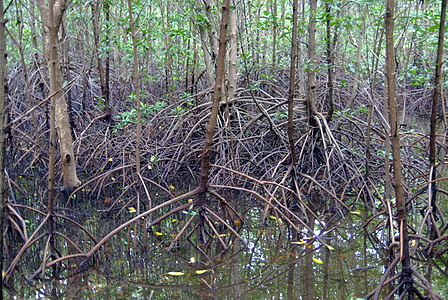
<box><xmin>306</xmin><ymin>0</ymin><xmax>318</xmax><ymax>123</ymax></box>
<box><xmin>429</xmin><ymin>0</ymin><xmax>447</xmax><ymax>239</ymax></box>
<box><xmin>385</xmin><ymin>0</ymin><xmax>413</xmax><ymax>296</ymax></box>
<box><xmin>91</xmin><ymin>0</ymin><xmax>111</xmax><ymax>120</ymax></box>
<box><xmin>288</xmin><ymin>0</ymin><xmax>298</xmax><ymax>166</ymax></box>
<box><xmin>197</xmin><ymin>0</ymin><xmax>230</xmax><ymax>241</ymax></box>
<box><xmin>37</xmin><ymin>0</ymin><xmax>81</xmax><ymax>191</ymax></box>
<box><xmin>0</xmin><ymin>0</ymin><xmax>6</xmax><ymax>287</ymax></box>
<box><xmin>127</xmin><ymin>0</ymin><xmax>142</xmax><ymax>176</ymax></box>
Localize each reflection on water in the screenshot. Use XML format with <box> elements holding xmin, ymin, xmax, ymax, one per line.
<box><xmin>3</xmin><ymin>210</ymin><xmax>448</xmax><ymax>299</ymax></box>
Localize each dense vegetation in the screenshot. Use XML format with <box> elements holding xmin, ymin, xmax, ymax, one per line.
<box><xmin>1</xmin><ymin>0</ymin><xmax>448</xmax><ymax>298</ymax></box>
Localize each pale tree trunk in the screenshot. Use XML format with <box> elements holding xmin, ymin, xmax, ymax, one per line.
<box><xmin>271</xmin><ymin>0</ymin><xmax>278</xmax><ymax>75</ymax></box>
<box><xmin>37</xmin><ymin>0</ymin><xmax>81</xmax><ymax>191</ymax></box>
<box><xmin>303</xmin><ymin>0</ymin><xmax>318</xmax><ymax>299</ymax></box>
<box><xmin>197</xmin><ymin>0</ymin><xmax>230</xmax><ymax>242</ymax></box>
<box><xmin>227</xmin><ymin>7</ymin><xmax>237</xmax><ymax>102</ymax></box>
<box><xmin>429</xmin><ymin>0</ymin><xmax>446</xmax><ymax>240</ymax></box>
<box><xmin>306</xmin><ymin>0</ymin><xmax>318</xmax><ymax>122</ymax></box>
<box><xmin>127</xmin><ymin>0</ymin><xmax>141</xmax><ymax>176</ymax></box>
<box><xmin>0</xmin><ymin>0</ymin><xmax>6</xmax><ymax>287</ymax></box>
<box><xmin>198</xmin><ymin>25</ymin><xmax>215</xmax><ymax>87</ymax></box>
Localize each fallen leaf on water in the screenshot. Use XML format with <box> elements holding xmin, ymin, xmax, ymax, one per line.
<box><xmin>128</xmin><ymin>207</ymin><xmax>136</xmax><ymax>213</ymax></box>
<box><xmin>167</xmin><ymin>272</ymin><xmax>184</xmax><ymax>276</ymax></box>
<box><xmin>195</xmin><ymin>270</ymin><xmax>209</xmax><ymax>275</ymax></box>
<box><xmin>291</xmin><ymin>239</ymin><xmax>306</xmax><ymax>245</ymax></box>
<box><xmin>313</xmin><ymin>257</ymin><xmax>323</xmax><ymax>264</ymax></box>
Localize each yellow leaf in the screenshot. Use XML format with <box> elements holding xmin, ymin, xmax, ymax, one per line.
<box><xmin>269</xmin><ymin>216</ymin><xmax>276</xmax><ymax>220</ymax></box>
<box><xmin>167</xmin><ymin>272</ymin><xmax>184</xmax><ymax>276</ymax></box>
<box><xmin>155</xmin><ymin>232</ymin><xmax>163</xmax><ymax>236</ymax></box>
<box><xmin>313</xmin><ymin>258</ymin><xmax>323</xmax><ymax>264</ymax></box>
<box><xmin>350</xmin><ymin>211</ymin><xmax>361</xmax><ymax>215</ymax></box>
<box><xmin>104</xmin><ymin>197</ymin><xmax>111</xmax><ymax>204</ymax></box>
<box><xmin>326</xmin><ymin>244</ymin><xmax>334</xmax><ymax>250</ymax></box>
<box><xmin>148</xmin><ymin>164</ymin><xmax>152</xmax><ymax>170</ymax></box>
<box><xmin>128</xmin><ymin>207</ymin><xmax>136</xmax><ymax>213</ymax></box>
<box><xmin>108</xmin><ymin>158</ymin><xmax>113</xmax><ymax>161</ymax></box>
<box><xmin>219</xmin><ymin>234</ymin><xmax>227</xmax><ymax>237</ymax></box>
<box><xmin>195</xmin><ymin>270</ymin><xmax>209</xmax><ymax>275</ymax></box>
<box><xmin>234</xmin><ymin>220</ymin><xmax>242</xmax><ymax>226</ymax></box>
<box><xmin>410</xmin><ymin>240</ymin><xmax>416</xmax><ymax>247</ymax></box>
<box><xmin>306</xmin><ymin>244</ymin><xmax>312</xmax><ymax>249</ymax></box>
<box><xmin>172</xmin><ymin>219</ymin><xmax>178</xmax><ymax>222</ymax></box>
<box><xmin>291</xmin><ymin>239</ymin><xmax>306</xmax><ymax>245</ymax></box>
<box><xmin>151</xmin><ymin>155</ymin><xmax>156</xmax><ymax>162</ymax></box>
<box><xmin>188</xmin><ymin>198</ymin><xmax>194</xmax><ymax>203</ymax></box>
<box><xmin>189</xmin><ymin>257</ymin><xmax>196</xmax><ymax>263</ymax></box>
<box><xmin>111</xmin><ymin>177</ymin><xmax>116</xmax><ymax>181</ymax></box>
<box><xmin>169</xmin><ymin>185</ymin><xmax>175</xmax><ymax>191</ymax></box>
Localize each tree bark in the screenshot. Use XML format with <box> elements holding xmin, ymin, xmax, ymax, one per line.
<box><xmin>306</xmin><ymin>0</ymin><xmax>318</xmax><ymax>124</ymax></box>
<box><xmin>385</xmin><ymin>0</ymin><xmax>413</xmax><ymax>296</ymax></box>
<box><xmin>127</xmin><ymin>0</ymin><xmax>142</xmax><ymax>176</ymax></box>
<box><xmin>37</xmin><ymin>0</ymin><xmax>81</xmax><ymax>191</ymax></box>
<box><xmin>197</xmin><ymin>0</ymin><xmax>230</xmax><ymax>241</ymax></box>
<box><xmin>288</xmin><ymin>0</ymin><xmax>299</xmax><ymax>166</ymax></box>
<box><xmin>429</xmin><ymin>0</ymin><xmax>447</xmax><ymax>238</ymax></box>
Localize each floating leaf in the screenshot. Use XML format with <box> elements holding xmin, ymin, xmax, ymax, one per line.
<box><xmin>169</xmin><ymin>185</ymin><xmax>175</xmax><ymax>191</ymax></box>
<box><xmin>326</xmin><ymin>244</ymin><xmax>335</xmax><ymax>250</ymax></box>
<box><xmin>195</xmin><ymin>270</ymin><xmax>209</xmax><ymax>275</ymax></box>
<box><xmin>234</xmin><ymin>220</ymin><xmax>242</xmax><ymax>226</ymax></box>
<box><xmin>313</xmin><ymin>258</ymin><xmax>323</xmax><ymax>264</ymax></box>
<box><xmin>155</xmin><ymin>232</ymin><xmax>163</xmax><ymax>236</ymax></box>
<box><xmin>189</xmin><ymin>257</ymin><xmax>196</xmax><ymax>263</ymax></box>
<box><xmin>128</xmin><ymin>207</ymin><xmax>136</xmax><ymax>213</ymax></box>
<box><xmin>167</xmin><ymin>272</ymin><xmax>184</xmax><ymax>276</ymax></box>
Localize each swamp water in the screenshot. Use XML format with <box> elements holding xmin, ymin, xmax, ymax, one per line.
<box><xmin>4</xmin><ymin>208</ymin><xmax>448</xmax><ymax>300</ymax></box>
